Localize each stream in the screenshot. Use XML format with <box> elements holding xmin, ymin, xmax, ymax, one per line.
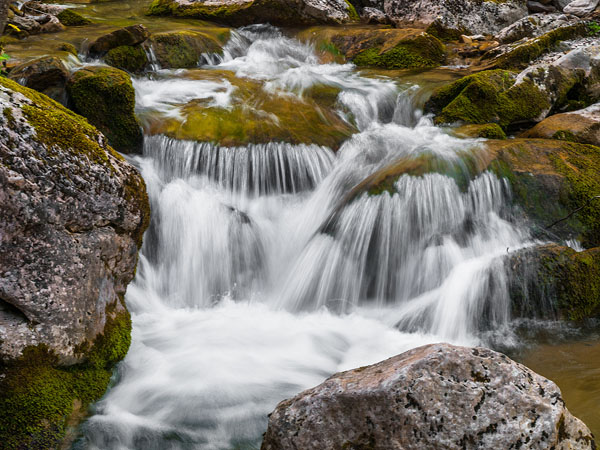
<box><xmin>18</xmin><ymin>14</ymin><xmax>591</xmax><ymax>450</ymax></box>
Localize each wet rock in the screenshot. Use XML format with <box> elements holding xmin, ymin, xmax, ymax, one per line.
<box><xmin>39</xmin><ymin>14</ymin><xmax>65</xmax><ymax>33</ymax></box>
<box><xmin>7</xmin><ymin>14</ymin><xmax>41</xmax><ymax>35</ymax></box>
<box><xmin>507</xmin><ymin>244</ymin><xmax>600</xmax><ymax>321</ymax></box>
<box><xmin>147</xmin><ymin>0</ymin><xmax>359</xmax><ymax>26</ymax></box>
<box><xmin>8</xmin><ymin>55</ymin><xmax>70</xmax><ymax>104</ymax></box>
<box><xmin>484</xmin><ymin>138</ymin><xmax>600</xmax><ymax>247</ymax></box>
<box><xmin>67</xmin><ymin>66</ymin><xmax>143</xmax><ymax>153</ymax></box>
<box><xmin>57</xmin><ymin>8</ymin><xmax>92</xmax><ymax>26</ymax></box>
<box><xmin>528</xmin><ymin>0</ymin><xmax>557</xmax><ymax>12</ymax></box>
<box><xmin>564</xmin><ymin>0</ymin><xmax>600</xmax><ymax>15</ymax></box>
<box><xmin>0</xmin><ymin>77</ymin><xmax>149</xmax><ymax>447</ymax></box>
<box><xmin>495</xmin><ymin>13</ymin><xmax>577</xmax><ymax>44</ymax></box>
<box><xmin>381</xmin><ymin>0</ymin><xmax>528</xmax><ymax>35</ymax></box>
<box><xmin>262</xmin><ymin>343</ymin><xmax>595</xmax><ymax>450</ymax></box>
<box><xmin>22</xmin><ymin>1</ymin><xmax>66</xmax><ymax>15</ymax></box>
<box><xmin>454</xmin><ymin>123</ymin><xmax>507</xmax><ymax>139</ymax></box>
<box><xmin>522</xmin><ymin>103</ymin><xmax>600</xmax><ymax>146</ymax></box>
<box><xmin>88</xmin><ymin>24</ymin><xmax>150</xmax><ymax>57</ymax></box>
<box><xmin>148</xmin><ymin>29</ymin><xmax>228</xmax><ymax>68</ymax></box>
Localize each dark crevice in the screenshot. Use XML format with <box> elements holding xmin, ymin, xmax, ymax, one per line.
<box><xmin>0</xmin><ymin>295</ymin><xmax>30</xmax><ymax>324</ymax></box>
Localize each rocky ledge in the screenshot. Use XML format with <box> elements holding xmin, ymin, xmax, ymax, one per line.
<box><xmin>262</xmin><ymin>343</ymin><xmax>596</xmax><ymax>450</ymax></box>
<box><xmin>0</xmin><ymin>77</ymin><xmax>149</xmax><ymax>448</ymax></box>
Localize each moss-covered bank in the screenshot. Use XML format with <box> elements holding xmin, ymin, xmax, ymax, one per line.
<box><xmin>67</xmin><ymin>66</ymin><xmax>143</xmax><ymax>153</ymax></box>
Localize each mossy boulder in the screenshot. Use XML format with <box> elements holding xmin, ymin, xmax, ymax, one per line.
<box><xmin>425</xmin><ymin>66</ymin><xmax>587</xmax><ymax>129</ymax></box>
<box><xmin>146</xmin><ymin>0</ymin><xmax>359</xmax><ymax>27</ymax></box>
<box><xmin>148</xmin><ymin>29</ymin><xmax>228</xmax><ymax>68</ymax></box>
<box><xmin>485</xmin><ymin>138</ymin><xmax>600</xmax><ymax>248</ymax></box>
<box><xmin>453</xmin><ymin>123</ymin><xmax>507</xmax><ymax>139</ymax></box>
<box><xmin>0</xmin><ymin>77</ymin><xmax>149</xmax><ymax>448</ymax></box>
<box><xmin>67</xmin><ymin>66</ymin><xmax>143</xmax><ymax>153</ymax></box>
<box><xmin>142</xmin><ymin>71</ymin><xmax>356</xmax><ymax>148</ymax></box>
<box><xmin>57</xmin><ymin>8</ymin><xmax>92</xmax><ymax>26</ymax></box>
<box><xmin>105</xmin><ymin>44</ymin><xmax>149</xmax><ymax>73</ymax></box>
<box><xmin>507</xmin><ymin>244</ymin><xmax>600</xmax><ymax>321</ymax></box>
<box><xmin>298</xmin><ymin>27</ymin><xmax>446</xmax><ymax>69</ymax></box>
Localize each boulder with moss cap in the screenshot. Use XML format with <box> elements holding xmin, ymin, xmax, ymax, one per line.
<box><xmin>88</xmin><ymin>24</ymin><xmax>150</xmax><ymax>57</ymax></box>
<box><xmin>67</xmin><ymin>65</ymin><xmax>143</xmax><ymax>153</ymax></box>
<box><xmin>0</xmin><ymin>77</ymin><xmax>150</xmax><ymax>448</ymax></box>
<box><xmin>148</xmin><ymin>29</ymin><xmax>229</xmax><ymax>68</ymax></box>
<box><xmin>147</xmin><ymin>0</ymin><xmax>360</xmax><ymax>26</ymax></box>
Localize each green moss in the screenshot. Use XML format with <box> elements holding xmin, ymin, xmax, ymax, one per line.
<box><xmin>353</xmin><ymin>34</ymin><xmax>446</xmax><ymax>69</ymax></box>
<box><xmin>551</xmin><ymin>130</ymin><xmax>578</xmax><ymax>142</ymax></box>
<box><xmin>428</xmin><ymin>70</ymin><xmax>550</xmax><ymax>129</ymax></box>
<box><xmin>57</xmin><ymin>9</ymin><xmax>92</xmax><ymax>26</ymax></box>
<box><xmin>343</xmin><ymin>0</ymin><xmax>360</xmax><ymax>21</ymax></box>
<box><xmin>67</xmin><ymin>66</ymin><xmax>142</xmax><ymax>153</ymax></box>
<box><xmin>149</xmin><ymin>0</ymin><xmax>250</xmax><ymax>20</ymax></box>
<box><xmin>147</xmin><ymin>0</ymin><xmax>174</xmax><ymax>15</ymax></box>
<box><xmin>455</xmin><ymin>123</ymin><xmax>507</xmax><ymax>139</ymax></box>
<box><xmin>105</xmin><ymin>45</ymin><xmax>148</xmax><ymax>73</ymax></box>
<box><xmin>150</xmin><ymin>31</ymin><xmax>224</xmax><ymax>68</ymax></box>
<box><xmin>58</xmin><ymin>43</ymin><xmax>78</xmax><ymax>56</ymax></box>
<box><xmin>0</xmin><ymin>308</ymin><xmax>131</xmax><ymax>449</ymax></box>
<box><xmin>3</xmin><ymin>107</ymin><xmax>15</xmax><ymax>128</ymax></box>
<box><xmin>426</xmin><ymin>21</ymin><xmax>468</xmax><ymax>42</ymax></box>
<box><xmin>495</xmin><ymin>24</ymin><xmax>587</xmax><ymax>69</ymax></box>
<box><xmin>0</xmin><ymin>77</ymin><xmax>123</xmax><ymax>166</ymax></box>
<box><xmin>548</xmin><ymin>143</ymin><xmax>600</xmax><ymax>248</ymax></box>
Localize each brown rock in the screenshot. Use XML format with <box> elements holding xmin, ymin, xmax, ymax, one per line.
<box><xmin>88</xmin><ymin>24</ymin><xmax>150</xmax><ymax>56</ymax></box>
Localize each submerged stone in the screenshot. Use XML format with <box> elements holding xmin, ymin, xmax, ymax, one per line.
<box><xmin>262</xmin><ymin>343</ymin><xmax>595</xmax><ymax>450</ymax></box>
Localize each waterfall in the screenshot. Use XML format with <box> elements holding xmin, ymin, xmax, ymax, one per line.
<box><xmin>78</xmin><ymin>25</ymin><xmax>532</xmax><ymax>450</ymax></box>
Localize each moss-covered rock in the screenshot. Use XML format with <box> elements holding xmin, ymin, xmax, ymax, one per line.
<box><xmin>58</xmin><ymin>42</ymin><xmax>78</xmax><ymax>56</ymax></box>
<box><xmin>146</xmin><ymin>0</ymin><xmax>359</xmax><ymax>26</ymax></box>
<box><xmin>142</xmin><ymin>71</ymin><xmax>355</xmax><ymax>148</ymax></box>
<box><xmin>488</xmin><ymin>24</ymin><xmax>588</xmax><ymax>69</ymax></box>
<box><xmin>485</xmin><ymin>139</ymin><xmax>600</xmax><ymax>248</ymax></box>
<box><xmin>522</xmin><ymin>104</ymin><xmax>600</xmax><ymax>146</ymax></box>
<box><xmin>67</xmin><ymin>66</ymin><xmax>143</xmax><ymax>153</ymax></box>
<box><xmin>56</xmin><ymin>8</ymin><xmax>92</xmax><ymax>26</ymax></box>
<box><xmin>148</xmin><ymin>29</ymin><xmax>228</xmax><ymax>68</ymax></box>
<box><xmin>0</xmin><ymin>77</ymin><xmax>149</xmax><ymax>449</ymax></box>
<box><xmin>89</xmin><ymin>24</ymin><xmax>150</xmax><ymax>57</ymax></box>
<box><xmin>105</xmin><ymin>44</ymin><xmax>149</xmax><ymax>73</ymax></box>
<box><xmin>424</xmin><ymin>67</ymin><xmax>587</xmax><ymax>129</ymax></box>
<box><xmin>507</xmin><ymin>244</ymin><xmax>600</xmax><ymax>321</ymax></box>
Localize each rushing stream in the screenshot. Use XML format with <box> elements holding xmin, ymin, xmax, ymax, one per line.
<box><xmin>75</xmin><ymin>26</ymin><xmax>555</xmax><ymax>449</ymax></box>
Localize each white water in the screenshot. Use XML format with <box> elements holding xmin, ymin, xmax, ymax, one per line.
<box><xmin>79</xmin><ymin>26</ymin><xmax>531</xmax><ymax>449</ymax></box>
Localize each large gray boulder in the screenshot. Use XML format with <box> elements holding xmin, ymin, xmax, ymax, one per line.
<box><xmin>0</xmin><ymin>76</ymin><xmax>149</xmax><ymax>364</ymax></box>
<box><xmin>563</xmin><ymin>0</ymin><xmax>600</xmax><ymax>15</ymax></box>
<box><xmin>382</xmin><ymin>0</ymin><xmax>529</xmax><ymax>35</ymax></box>
<box><xmin>262</xmin><ymin>343</ymin><xmax>595</xmax><ymax>450</ymax></box>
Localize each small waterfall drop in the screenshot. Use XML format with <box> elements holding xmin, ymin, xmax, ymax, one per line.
<box><xmin>79</xmin><ymin>25</ymin><xmax>532</xmax><ymax>450</ymax></box>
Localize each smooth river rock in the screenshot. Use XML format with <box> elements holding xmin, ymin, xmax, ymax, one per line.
<box><xmin>262</xmin><ymin>343</ymin><xmax>595</xmax><ymax>450</ymax></box>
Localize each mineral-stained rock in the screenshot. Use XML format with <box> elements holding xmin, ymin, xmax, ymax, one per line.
<box><xmin>0</xmin><ymin>77</ymin><xmax>149</xmax><ymax>447</ymax></box>
<box><xmin>262</xmin><ymin>343</ymin><xmax>595</xmax><ymax>450</ymax></box>
<box><xmin>522</xmin><ymin>103</ymin><xmax>600</xmax><ymax>146</ymax></box>
<box><xmin>8</xmin><ymin>55</ymin><xmax>70</xmax><ymax>104</ymax></box>
<box><xmin>67</xmin><ymin>65</ymin><xmax>143</xmax><ymax>153</ymax></box>
<box><xmin>88</xmin><ymin>24</ymin><xmax>150</xmax><ymax>57</ymax></box>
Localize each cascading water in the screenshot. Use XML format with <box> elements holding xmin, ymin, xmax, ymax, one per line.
<box><xmin>78</xmin><ymin>25</ymin><xmax>532</xmax><ymax>449</ymax></box>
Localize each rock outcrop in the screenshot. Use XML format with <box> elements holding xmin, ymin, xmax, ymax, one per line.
<box><xmin>147</xmin><ymin>0</ymin><xmax>359</xmax><ymax>26</ymax></box>
<box><xmin>67</xmin><ymin>65</ymin><xmax>143</xmax><ymax>153</ymax></box>
<box><xmin>262</xmin><ymin>343</ymin><xmax>595</xmax><ymax>450</ymax></box>
<box><xmin>0</xmin><ymin>77</ymin><xmax>149</xmax><ymax>447</ymax></box>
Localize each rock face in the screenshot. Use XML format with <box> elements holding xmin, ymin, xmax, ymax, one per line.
<box><xmin>0</xmin><ymin>77</ymin><xmax>149</xmax><ymax>447</ymax></box>
<box><xmin>381</xmin><ymin>0</ymin><xmax>528</xmax><ymax>35</ymax></box>
<box><xmin>67</xmin><ymin>65</ymin><xmax>143</xmax><ymax>153</ymax></box>
<box><xmin>262</xmin><ymin>343</ymin><xmax>595</xmax><ymax>450</ymax></box>
<box><xmin>147</xmin><ymin>0</ymin><xmax>359</xmax><ymax>26</ymax></box>
<box><xmin>563</xmin><ymin>0</ymin><xmax>600</xmax><ymax>15</ymax></box>
<box><xmin>522</xmin><ymin>103</ymin><xmax>600</xmax><ymax>146</ymax></box>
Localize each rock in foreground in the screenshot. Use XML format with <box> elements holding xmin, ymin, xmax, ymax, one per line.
<box><xmin>262</xmin><ymin>343</ymin><xmax>595</xmax><ymax>450</ymax></box>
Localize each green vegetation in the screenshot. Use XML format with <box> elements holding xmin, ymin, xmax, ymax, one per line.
<box><xmin>343</xmin><ymin>0</ymin><xmax>359</xmax><ymax>21</ymax></box>
<box><xmin>0</xmin><ymin>308</ymin><xmax>131</xmax><ymax>449</ymax></box>
<box><xmin>57</xmin><ymin>9</ymin><xmax>92</xmax><ymax>26</ymax></box>
<box><xmin>105</xmin><ymin>45</ymin><xmax>149</xmax><ymax>73</ymax></box>
<box><xmin>587</xmin><ymin>21</ymin><xmax>600</xmax><ymax>36</ymax></box>
<box><xmin>58</xmin><ymin>42</ymin><xmax>78</xmax><ymax>56</ymax></box>
<box><xmin>353</xmin><ymin>34</ymin><xmax>446</xmax><ymax>69</ymax></box>
<box><xmin>148</xmin><ymin>0</ymin><xmax>249</xmax><ymax>20</ymax></box>
<box><xmin>427</xmin><ymin>70</ymin><xmax>550</xmax><ymax>129</ymax></box>
<box><xmin>67</xmin><ymin>66</ymin><xmax>143</xmax><ymax>153</ymax></box>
